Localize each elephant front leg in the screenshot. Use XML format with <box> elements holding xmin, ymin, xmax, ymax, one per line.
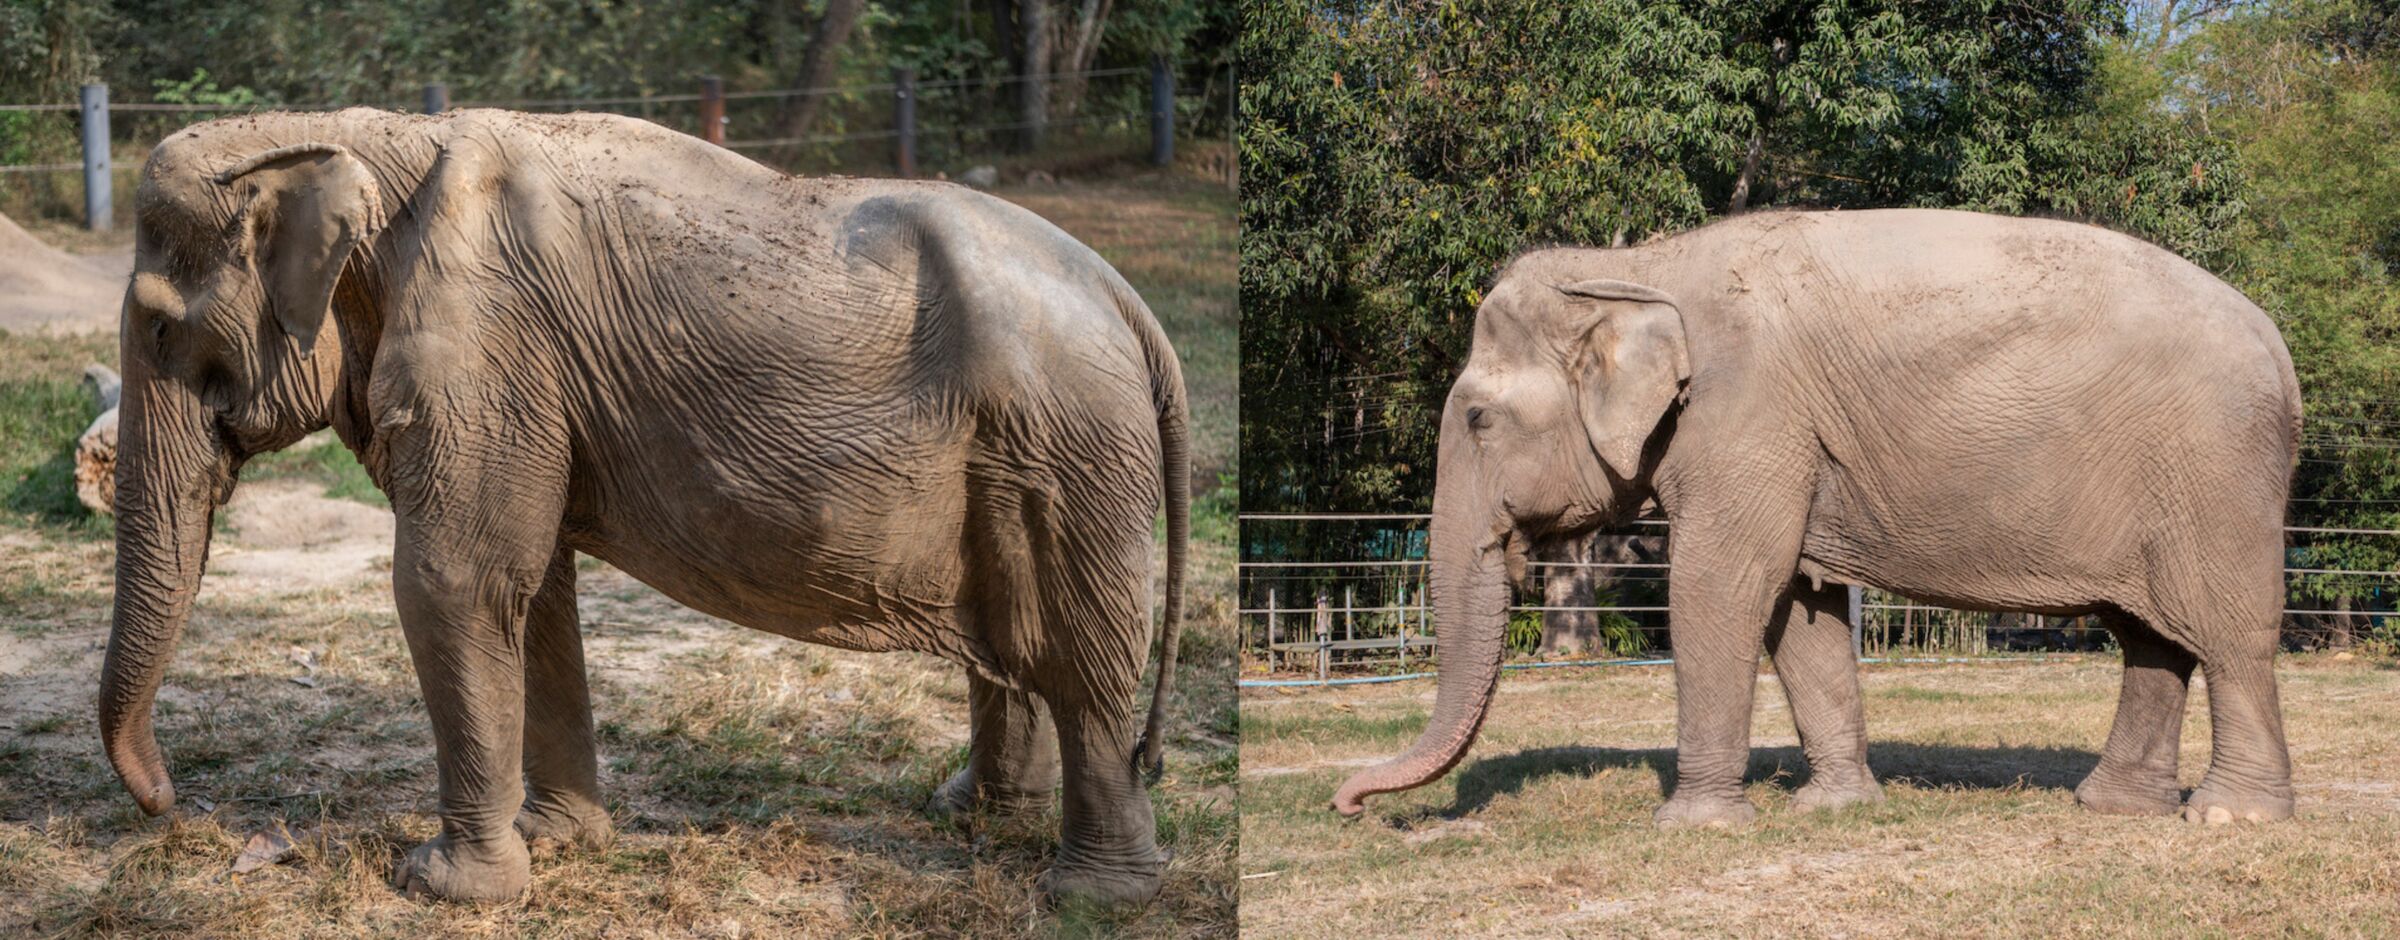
<box><xmin>2075</xmin><ymin>613</ymin><xmax>2194</xmax><ymax>816</ymax></box>
<box><xmin>387</xmin><ymin>527</ymin><xmax>556</xmax><ymax>902</ymax></box>
<box><xmin>515</xmin><ymin>547</ymin><xmax>614</xmax><ymax>854</ymax></box>
<box><xmin>1655</xmin><ymin>508</ymin><xmax>1808</xmax><ymax>829</ymax></box>
<box><xmin>1766</xmin><ymin>578</ymin><xmax>1882</xmax><ymax>813</ymax></box>
<box><xmin>928</xmin><ymin>672</ymin><xmax>1060</xmax><ymax>819</ymax></box>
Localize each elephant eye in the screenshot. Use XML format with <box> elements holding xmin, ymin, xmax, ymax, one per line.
<box><xmin>1466</xmin><ymin>406</ymin><xmax>1493</xmax><ymax>431</ymax></box>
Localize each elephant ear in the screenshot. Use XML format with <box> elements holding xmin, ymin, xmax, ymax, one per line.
<box><xmin>1557</xmin><ymin>279</ymin><xmax>1690</xmax><ymax>480</ymax></box>
<box><xmin>215</xmin><ymin>143</ymin><xmax>386</xmax><ymax>352</ymax></box>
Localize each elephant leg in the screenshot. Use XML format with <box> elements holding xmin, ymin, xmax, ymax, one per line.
<box><xmin>2183</xmin><ymin>627</ymin><xmax>2295</xmax><ymax>823</ymax></box>
<box><xmin>382</xmin><ymin>472</ymin><xmax>565</xmax><ymax>901</ymax></box>
<box><xmin>1766</xmin><ymin>578</ymin><xmax>1881</xmax><ymax>812</ymax></box>
<box><xmin>1655</xmin><ymin>502</ymin><xmax>1809</xmax><ymax>829</ymax></box>
<box><xmin>515</xmin><ymin>546</ymin><xmax>614</xmax><ymax>853</ymax></box>
<box><xmin>928</xmin><ymin>672</ymin><xmax>1060</xmax><ymax>819</ymax></box>
<box><xmin>1041</xmin><ymin>679</ymin><xmax>1166</xmax><ymax>907</ymax></box>
<box><xmin>2075</xmin><ymin>611</ymin><xmax>2193</xmax><ymax>816</ymax></box>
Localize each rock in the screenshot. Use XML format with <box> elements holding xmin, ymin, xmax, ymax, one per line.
<box><xmin>1025</xmin><ymin>170</ymin><xmax>1056</xmax><ymax>186</ymax></box>
<box><xmin>75</xmin><ymin>364</ymin><xmax>121</xmax><ymax>514</ymax></box>
<box><xmin>959</xmin><ymin>165</ymin><xmax>999</xmax><ymax>189</ymax></box>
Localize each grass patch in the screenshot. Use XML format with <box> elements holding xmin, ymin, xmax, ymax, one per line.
<box><xmin>1240</xmin><ymin>656</ymin><xmax>2400</xmax><ymax>937</ymax></box>
<box><xmin>241</xmin><ymin>434</ymin><xmax>387</xmax><ymax>508</ymax></box>
<box><xmin>0</xmin><ymin>331</ymin><xmax>116</xmax><ymax>538</ymax></box>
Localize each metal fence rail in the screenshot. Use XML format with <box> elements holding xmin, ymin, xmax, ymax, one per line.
<box><xmin>0</xmin><ymin>60</ymin><xmax>1204</xmax><ymax>231</ymax></box>
<box><xmin>1241</xmin><ymin>512</ymin><xmax>2400</xmax><ymax>679</ymax></box>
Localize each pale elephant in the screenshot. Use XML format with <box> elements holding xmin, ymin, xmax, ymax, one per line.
<box><xmin>1334</xmin><ymin>209</ymin><xmax>2301</xmax><ymax>828</ymax></box>
<box><xmin>97</xmin><ymin>108</ymin><xmax>1189</xmax><ymax>906</ymax></box>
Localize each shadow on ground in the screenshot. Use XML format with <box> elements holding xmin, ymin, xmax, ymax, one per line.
<box><xmin>1403</xmin><ymin>742</ymin><xmax>2103</xmax><ymax>822</ymax></box>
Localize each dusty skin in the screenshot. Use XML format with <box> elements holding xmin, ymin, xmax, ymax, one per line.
<box><xmin>1334</xmin><ymin>210</ymin><xmax>2304</xmax><ymax>832</ymax></box>
<box><xmin>99</xmin><ymin>108</ymin><xmax>1189</xmax><ymax>907</ymax></box>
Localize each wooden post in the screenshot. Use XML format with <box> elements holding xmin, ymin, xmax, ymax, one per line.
<box><xmin>79</xmin><ymin>84</ymin><xmax>109</xmax><ymax>232</ymax></box>
<box><xmin>1847</xmin><ymin>584</ymin><xmax>1863</xmax><ymax>659</ymax></box>
<box><xmin>1315</xmin><ymin>593</ymin><xmax>1331</xmax><ymax>681</ymax></box>
<box><xmin>1397</xmin><ymin>584</ymin><xmax>1411</xmax><ymax>670</ymax></box>
<box><xmin>1149</xmin><ymin>56</ymin><xmax>1174</xmax><ymax>166</ymax></box>
<box><xmin>422</xmin><ymin>83</ymin><xmax>448</xmax><ymax>114</ymax></box>
<box><xmin>893</xmin><ymin>67</ymin><xmax>917</xmax><ymax>177</ymax></box>
<box><xmin>1266</xmin><ymin>588</ymin><xmax>1278</xmax><ymax>673</ymax></box>
<box><xmin>699</xmin><ymin>76</ymin><xmax>725</xmax><ymax>145</ymax></box>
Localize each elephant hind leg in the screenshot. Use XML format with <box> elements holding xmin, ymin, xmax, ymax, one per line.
<box><xmin>516</xmin><ymin>545</ymin><xmax>614</xmax><ymax>854</ymax></box>
<box><xmin>1766</xmin><ymin>578</ymin><xmax>1881</xmax><ymax>813</ymax></box>
<box><xmin>2180</xmin><ymin>621</ymin><xmax>2295</xmax><ymax>823</ymax></box>
<box><xmin>928</xmin><ymin>672</ymin><xmax>1060</xmax><ymax>819</ymax></box>
<box><xmin>2075</xmin><ymin>610</ymin><xmax>2193</xmax><ymax>817</ymax></box>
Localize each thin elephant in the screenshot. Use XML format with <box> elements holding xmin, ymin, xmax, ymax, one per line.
<box><xmin>1334</xmin><ymin>209</ymin><xmax>2301</xmax><ymax>828</ymax></box>
<box><xmin>96</xmin><ymin>108</ymin><xmax>1189</xmax><ymax>906</ymax></box>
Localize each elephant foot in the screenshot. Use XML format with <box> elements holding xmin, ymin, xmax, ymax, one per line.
<box><xmin>514</xmin><ymin>801</ymin><xmax>615</xmax><ymax>856</ymax></box>
<box><xmin>1792</xmin><ymin>767</ymin><xmax>1884</xmax><ymax>813</ymax></box>
<box><xmin>2182</xmin><ymin>785</ymin><xmax>2294</xmax><ymax>825</ymax></box>
<box><xmin>392</xmin><ymin>833</ymin><xmax>531</xmax><ymax>903</ymax></box>
<box><xmin>1039</xmin><ymin>851</ymin><xmax>1168</xmax><ymax>910</ymax></box>
<box><xmin>1653</xmin><ymin>793</ymin><xmax>1757</xmax><ymax>829</ymax></box>
<box><xmin>925</xmin><ymin>766</ymin><xmax>1055</xmax><ymax>821</ymax></box>
<box><xmin>2074</xmin><ymin>772</ymin><xmax>2181</xmax><ymax>817</ymax></box>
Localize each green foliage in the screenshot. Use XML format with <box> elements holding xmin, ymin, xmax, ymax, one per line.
<box><xmin>0</xmin><ymin>331</ymin><xmax>115</xmax><ymax>539</ymax></box>
<box><xmin>147</xmin><ymin>68</ymin><xmax>261</xmax><ymax>108</ymax></box>
<box><xmin>1241</xmin><ymin>0</ymin><xmax>2249</xmax><ymax>519</ymax></box>
<box><xmin>241</xmin><ymin>436</ymin><xmax>387</xmax><ymax>508</ymax></box>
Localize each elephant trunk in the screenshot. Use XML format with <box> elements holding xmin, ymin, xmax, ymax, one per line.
<box><xmin>1332</xmin><ymin>442</ymin><xmax>1514</xmax><ymax>816</ymax></box>
<box><xmin>98</xmin><ymin>366</ymin><xmax>228</xmax><ymax>816</ymax></box>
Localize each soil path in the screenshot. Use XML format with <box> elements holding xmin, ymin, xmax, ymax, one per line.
<box><xmin>0</xmin><ymin>212</ymin><xmax>131</xmax><ymax>335</ymax></box>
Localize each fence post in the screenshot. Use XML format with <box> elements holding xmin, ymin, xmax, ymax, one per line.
<box><xmin>1266</xmin><ymin>588</ymin><xmax>1278</xmax><ymax>673</ymax></box>
<box><xmin>422</xmin><ymin>83</ymin><xmax>448</xmax><ymax>114</ymax></box>
<box><xmin>699</xmin><ymin>76</ymin><xmax>725</xmax><ymax>146</ymax></box>
<box><xmin>1315</xmin><ymin>593</ymin><xmax>1331</xmax><ymax>681</ymax></box>
<box><xmin>79</xmin><ymin>83</ymin><xmax>109</xmax><ymax>232</ymax></box>
<box><xmin>1149</xmin><ymin>56</ymin><xmax>1174</xmax><ymax>166</ymax></box>
<box><xmin>893</xmin><ymin>67</ymin><xmax>916</xmax><ymax>178</ymax></box>
<box><xmin>1847</xmin><ymin>584</ymin><xmax>1864</xmax><ymax>659</ymax></box>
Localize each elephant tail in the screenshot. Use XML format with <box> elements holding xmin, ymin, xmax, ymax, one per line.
<box><xmin>1127</xmin><ymin>286</ymin><xmax>1189</xmax><ymax>786</ymax></box>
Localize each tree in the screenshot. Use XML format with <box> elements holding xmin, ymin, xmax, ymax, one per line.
<box><xmin>1240</xmin><ymin>0</ymin><xmax>2229</xmax><ymax>521</ymax></box>
<box><xmin>775</xmin><ymin>0</ymin><xmax>868</xmax><ymax>141</ymax></box>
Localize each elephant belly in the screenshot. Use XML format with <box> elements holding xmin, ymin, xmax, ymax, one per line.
<box><xmin>565</xmin><ymin>465</ymin><xmax>986</xmax><ymax>668</ymax></box>
<box><xmin>1798</xmin><ymin>465</ymin><xmax>2140</xmax><ymax>616</ymax></box>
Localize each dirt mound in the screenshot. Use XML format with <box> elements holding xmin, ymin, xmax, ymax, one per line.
<box><xmin>207</xmin><ymin>480</ymin><xmax>395</xmax><ymax>594</ymax></box>
<box><xmin>0</xmin><ymin>211</ymin><xmax>130</xmax><ymax>334</ymax></box>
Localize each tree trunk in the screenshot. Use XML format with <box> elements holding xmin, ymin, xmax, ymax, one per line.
<box><xmin>1538</xmin><ymin>535</ymin><xmax>1602</xmax><ymax>656</ymax></box>
<box><xmin>776</xmin><ymin>0</ymin><xmax>868</xmax><ymax>142</ymax></box>
<box><xmin>2332</xmin><ymin>592</ymin><xmax>2356</xmax><ymax>650</ymax></box>
<box><xmin>1051</xmin><ymin>0</ymin><xmax>1112</xmax><ymax>120</ymax></box>
<box><xmin>1727</xmin><ymin>123</ymin><xmax>1765</xmax><ymax>213</ymax></box>
<box><xmin>1018</xmin><ymin>0</ymin><xmax>1052</xmax><ymax>152</ymax></box>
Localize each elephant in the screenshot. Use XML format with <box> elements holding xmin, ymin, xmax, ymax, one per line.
<box><xmin>1333</xmin><ymin>209</ymin><xmax>2302</xmax><ymax>829</ymax></box>
<box><xmin>96</xmin><ymin>108</ymin><xmax>1189</xmax><ymax>906</ymax></box>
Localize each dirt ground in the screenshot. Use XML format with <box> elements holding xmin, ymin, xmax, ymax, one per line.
<box><xmin>0</xmin><ymin>211</ymin><xmax>129</xmax><ymax>336</ymax></box>
<box><xmin>0</xmin><ymin>167</ymin><xmax>1237</xmax><ymax>937</ymax></box>
<box><xmin>1239</xmin><ymin>656</ymin><xmax>2400</xmax><ymax>938</ymax></box>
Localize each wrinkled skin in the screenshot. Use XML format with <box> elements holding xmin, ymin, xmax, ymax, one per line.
<box><xmin>1335</xmin><ymin>209</ymin><xmax>2300</xmax><ymax>830</ymax></box>
<box><xmin>98</xmin><ymin>109</ymin><xmax>1189</xmax><ymax>907</ymax></box>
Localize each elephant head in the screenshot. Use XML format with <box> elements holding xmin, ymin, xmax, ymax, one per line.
<box><xmin>1333</xmin><ymin>258</ymin><xmax>1689</xmax><ymax>816</ymax></box>
<box><xmin>100</xmin><ymin>133</ymin><xmax>384</xmax><ymax>815</ymax></box>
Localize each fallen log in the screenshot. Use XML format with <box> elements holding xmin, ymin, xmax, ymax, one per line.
<box><xmin>76</xmin><ymin>363</ymin><xmax>119</xmax><ymax>514</ymax></box>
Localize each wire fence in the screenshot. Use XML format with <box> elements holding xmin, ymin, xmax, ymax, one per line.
<box><xmin>1241</xmin><ymin>512</ymin><xmax>2400</xmax><ymax>680</ymax></box>
<box><xmin>0</xmin><ymin>61</ymin><xmax>1232</xmax><ymax>231</ymax></box>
